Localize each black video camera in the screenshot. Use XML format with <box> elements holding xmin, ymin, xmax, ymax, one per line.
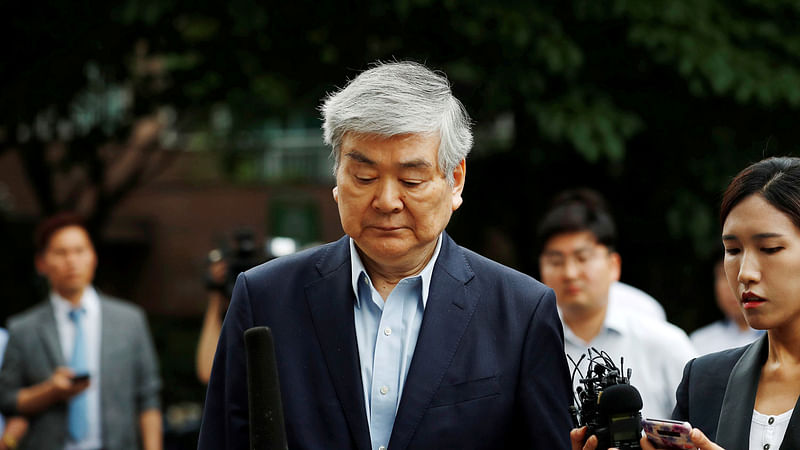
<box><xmin>206</xmin><ymin>228</ymin><xmax>263</xmax><ymax>299</ymax></box>
<box><xmin>569</xmin><ymin>348</ymin><xmax>642</xmax><ymax>450</ymax></box>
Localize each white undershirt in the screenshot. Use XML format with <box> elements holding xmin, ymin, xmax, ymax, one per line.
<box><xmin>749</xmin><ymin>408</ymin><xmax>793</xmax><ymax>450</ymax></box>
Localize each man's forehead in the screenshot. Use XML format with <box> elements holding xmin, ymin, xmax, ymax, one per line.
<box><xmin>340</xmin><ymin>133</ymin><xmax>440</xmax><ymax>165</ymax></box>
<box><xmin>542</xmin><ymin>231</ymin><xmax>601</xmax><ymax>253</ymax></box>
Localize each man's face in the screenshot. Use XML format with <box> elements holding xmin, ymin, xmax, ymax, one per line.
<box><xmin>333</xmin><ymin>132</ymin><xmax>465</xmax><ymax>272</ymax></box>
<box><xmin>539</xmin><ymin>231</ymin><xmax>620</xmax><ymax>316</ymax></box>
<box><xmin>35</xmin><ymin>225</ymin><xmax>97</xmax><ymax>301</ymax></box>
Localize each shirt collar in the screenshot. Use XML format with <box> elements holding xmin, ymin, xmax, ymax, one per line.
<box><xmin>349</xmin><ymin>235</ymin><xmax>442</xmax><ymax>309</ymax></box>
<box><xmin>50</xmin><ymin>286</ymin><xmax>100</xmax><ymax>318</ymax></box>
<box><xmin>559</xmin><ymin>300</ymin><xmax>627</xmax><ymax>346</ymax></box>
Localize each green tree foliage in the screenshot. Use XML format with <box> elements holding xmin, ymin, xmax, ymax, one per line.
<box><xmin>2</xmin><ymin>0</ymin><xmax>800</xmax><ymax>327</ymax></box>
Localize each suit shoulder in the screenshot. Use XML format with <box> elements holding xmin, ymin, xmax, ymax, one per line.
<box><xmin>458</xmin><ymin>245</ymin><xmax>550</xmax><ymax>294</ymax></box>
<box><xmin>7</xmin><ymin>301</ymin><xmax>51</xmax><ymax>330</ymax></box>
<box><xmin>99</xmin><ymin>295</ymin><xmax>147</xmax><ymax>319</ymax></box>
<box><xmin>690</xmin><ymin>345</ymin><xmax>749</xmax><ymax>373</ymax></box>
<box><xmin>243</xmin><ymin>239</ymin><xmax>344</xmax><ymax>281</ymax></box>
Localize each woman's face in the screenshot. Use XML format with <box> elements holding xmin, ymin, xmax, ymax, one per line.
<box><xmin>722</xmin><ymin>194</ymin><xmax>800</xmax><ymax>331</ymax></box>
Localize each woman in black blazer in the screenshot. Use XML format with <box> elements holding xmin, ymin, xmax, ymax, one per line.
<box><xmin>572</xmin><ymin>157</ymin><xmax>800</xmax><ymax>450</ymax></box>
<box><xmin>645</xmin><ymin>157</ymin><xmax>800</xmax><ymax>449</ymax></box>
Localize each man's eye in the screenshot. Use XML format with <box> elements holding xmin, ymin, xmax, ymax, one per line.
<box><xmin>355</xmin><ymin>176</ymin><xmax>375</xmax><ymax>183</ymax></box>
<box><xmin>724</xmin><ymin>248</ymin><xmax>740</xmax><ymax>255</ymax></box>
<box><xmin>762</xmin><ymin>247</ymin><xmax>784</xmax><ymax>254</ymax></box>
<box><xmin>402</xmin><ymin>180</ymin><xmax>422</xmax><ymax>187</ymax></box>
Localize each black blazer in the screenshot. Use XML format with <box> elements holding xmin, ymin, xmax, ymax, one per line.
<box><xmin>673</xmin><ymin>334</ymin><xmax>800</xmax><ymax>449</ymax></box>
<box><xmin>198</xmin><ymin>233</ymin><xmax>574</xmax><ymax>449</ymax></box>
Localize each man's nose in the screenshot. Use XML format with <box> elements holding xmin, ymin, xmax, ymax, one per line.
<box><xmin>563</xmin><ymin>258</ymin><xmax>580</xmax><ymax>279</ymax></box>
<box><xmin>372</xmin><ymin>179</ymin><xmax>404</xmax><ymax>213</ymax></box>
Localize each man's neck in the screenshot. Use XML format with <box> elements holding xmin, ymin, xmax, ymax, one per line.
<box><xmin>563</xmin><ymin>305</ymin><xmax>608</xmax><ymax>344</ymax></box>
<box><xmin>56</xmin><ymin>287</ymin><xmax>86</xmax><ymax>307</ymax></box>
<box><xmin>357</xmin><ymin>244</ymin><xmax>436</xmax><ymax>301</ymax></box>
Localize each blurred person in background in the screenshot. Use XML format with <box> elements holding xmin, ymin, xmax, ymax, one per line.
<box><xmin>537</xmin><ymin>189</ymin><xmax>696</xmax><ymax>421</ymax></box>
<box><xmin>195</xmin><ymin>232</ymin><xmax>294</xmax><ymax>384</ymax></box>
<box><xmin>690</xmin><ymin>260</ymin><xmax>764</xmax><ymax>355</ymax></box>
<box><xmin>609</xmin><ymin>280</ymin><xmax>666</xmax><ymax>321</ymax></box>
<box><xmin>198</xmin><ymin>61</ymin><xmax>573</xmax><ymax>449</ymax></box>
<box><xmin>0</xmin><ymin>213</ymin><xmax>162</xmax><ymax>450</ymax></box>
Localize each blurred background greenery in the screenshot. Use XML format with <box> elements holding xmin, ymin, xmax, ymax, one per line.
<box><xmin>2</xmin><ymin>0</ymin><xmax>800</xmax><ymax>445</ymax></box>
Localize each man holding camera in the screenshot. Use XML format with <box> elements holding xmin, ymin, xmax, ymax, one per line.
<box><xmin>198</xmin><ymin>61</ymin><xmax>574</xmax><ymax>449</ymax></box>
<box><xmin>0</xmin><ymin>213</ymin><xmax>163</xmax><ymax>450</ymax></box>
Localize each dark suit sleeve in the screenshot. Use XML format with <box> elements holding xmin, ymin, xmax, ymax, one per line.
<box><xmin>0</xmin><ymin>325</ymin><xmax>24</xmax><ymax>415</ymax></box>
<box><xmin>198</xmin><ymin>272</ymin><xmax>256</xmax><ymax>450</ymax></box>
<box><xmin>517</xmin><ymin>288</ymin><xmax>573</xmax><ymax>449</ymax></box>
<box><xmin>671</xmin><ymin>358</ymin><xmax>694</xmax><ymax>421</ymax></box>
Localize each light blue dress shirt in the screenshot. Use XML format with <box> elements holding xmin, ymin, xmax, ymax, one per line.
<box><xmin>350</xmin><ymin>236</ymin><xmax>441</xmax><ymax>450</ymax></box>
<box><xmin>51</xmin><ymin>288</ymin><xmax>103</xmax><ymax>450</ymax></box>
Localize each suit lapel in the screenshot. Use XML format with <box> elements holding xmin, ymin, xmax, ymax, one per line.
<box><xmin>388</xmin><ymin>234</ymin><xmax>479</xmax><ymax>450</ymax></box>
<box><xmin>780</xmin><ymin>398</ymin><xmax>800</xmax><ymax>450</ymax></box>
<box><xmin>305</xmin><ymin>237</ymin><xmax>371</xmax><ymax>450</ymax></box>
<box><xmin>36</xmin><ymin>302</ymin><xmax>65</xmax><ymax>368</ymax></box>
<box><xmin>716</xmin><ymin>335</ymin><xmax>767</xmax><ymax>450</ymax></box>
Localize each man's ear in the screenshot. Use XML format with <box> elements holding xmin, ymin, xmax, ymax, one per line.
<box><xmin>332</xmin><ymin>186</ymin><xmax>339</xmax><ymax>203</ymax></box>
<box><xmin>610</xmin><ymin>252</ymin><xmax>622</xmax><ymax>282</ymax></box>
<box><xmin>451</xmin><ymin>160</ymin><xmax>466</xmax><ymax>211</ymax></box>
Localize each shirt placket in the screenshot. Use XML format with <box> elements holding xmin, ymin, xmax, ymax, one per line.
<box><xmin>369</xmin><ymin>281</ymin><xmax>406</xmax><ymax>450</ymax></box>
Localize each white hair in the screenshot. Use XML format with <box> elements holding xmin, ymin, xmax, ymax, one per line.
<box><xmin>320</xmin><ymin>61</ymin><xmax>473</xmax><ymax>185</ymax></box>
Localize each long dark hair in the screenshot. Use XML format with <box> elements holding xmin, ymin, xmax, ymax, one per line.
<box><xmin>720</xmin><ymin>157</ymin><xmax>800</xmax><ymax>229</ymax></box>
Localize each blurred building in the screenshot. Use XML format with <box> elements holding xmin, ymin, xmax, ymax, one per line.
<box><xmin>0</xmin><ymin>126</ymin><xmax>342</xmax><ymax>317</ymax></box>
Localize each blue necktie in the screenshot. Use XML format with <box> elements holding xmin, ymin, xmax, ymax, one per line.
<box><xmin>67</xmin><ymin>308</ymin><xmax>89</xmax><ymax>441</ymax></box>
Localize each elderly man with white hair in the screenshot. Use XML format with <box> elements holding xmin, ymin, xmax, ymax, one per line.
<box><xmin>198</xmin><ymin>61</ymin><xmax>573</xmax><ymax>450</ymax></box>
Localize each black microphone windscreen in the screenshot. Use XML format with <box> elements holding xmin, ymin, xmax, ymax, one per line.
<box><xmin>245</xmin><ymin>326</ymin><xmax>288</xmax><ymax>450</ymax></box>
<box><xmin>597</xmin><ymin>383</ymin><xmax>643</xmax><ymax>415</ymax></box>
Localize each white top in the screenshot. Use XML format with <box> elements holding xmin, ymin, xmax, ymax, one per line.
<box><xmin>51</xmin><ymin>287</ymin><xmax>103</xmax><ymax>450</ymax></box>
<box><xmin>750</xmin><ymin>408</ymin><xmax>792</xmax><ymax>450</ymax></box>
<box><xmin>689</xmin><ymin>319</ymin><xmax>765</xmax><ymax>356</ymax></box>
<box><xmin>609</xmin><ymin>282</ymin><xmax>666</xmax><ymax>321</ymax></box>
<box><xmin>562</xmin><ymin>305</ymin><xmax>697</xmax><ymax>420</ymax></box>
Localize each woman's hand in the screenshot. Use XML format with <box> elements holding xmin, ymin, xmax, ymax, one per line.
<box><xmin>570</xmin><ymin>426</ymin><xmax>598</xmax><ymax>450</ymax></box>
<box><xmin>638</xmin><ymin>428</ymin><xmax>725</xmax><ymax>450</ymax></box>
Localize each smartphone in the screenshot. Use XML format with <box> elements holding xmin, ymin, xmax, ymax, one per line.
<box><xmin>641</xmin><ymin>418</ymin><xmax>693</xmax><ymax>449</ymax></box>
<box><xmin>71</xmin><ymin>372</ymin><xmax>91</xmax><ymax>383</ymax></box>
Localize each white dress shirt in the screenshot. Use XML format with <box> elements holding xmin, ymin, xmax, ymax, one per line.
<box><xmin>690</xmin><ymin>319</ymin><xmax>765</xmax><ymax>356</ymax></box>
<box><xmin>51</xmin><ymin>287</ymin><xmax>103</xmax><ymax>450</ymax></box>
<box><xmin>609</xmin><ymin>282</ymin><xmax>666</xmax><ymax>321</ymax></box>
<box><xmin>562</xmin><ymin>303</ymin><xmax>697</xmax><ymax>420</ymax></box>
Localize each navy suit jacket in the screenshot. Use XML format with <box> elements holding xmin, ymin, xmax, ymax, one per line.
<box><xmin>672</xmin><ymin>334</ymin><xmax>800</xmax><ymax>449</ymax></box>
<box><xmin>198</xmin><ymin>233</ymin><xmax>573</xmax><ymax>449</ymax></box>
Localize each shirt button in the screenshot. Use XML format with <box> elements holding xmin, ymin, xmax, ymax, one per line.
<box><xmin>768</xmin><ymin>417</ymin><xmax>775</xmax><ymax>425</ymax></box>
<box><xmin>384</xmin><ymin>327</ymin><xmax>392</xmax><ymax>336</ymax></box>
<box><xmin>380</xmin><ymin>385</ymin><xmax>389</xmax><ymax>395</ymax></box>
<box><xmin>764</xmin><ymin>444</ymin><xmax>770</xmax><ymax>450</ymax></box>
